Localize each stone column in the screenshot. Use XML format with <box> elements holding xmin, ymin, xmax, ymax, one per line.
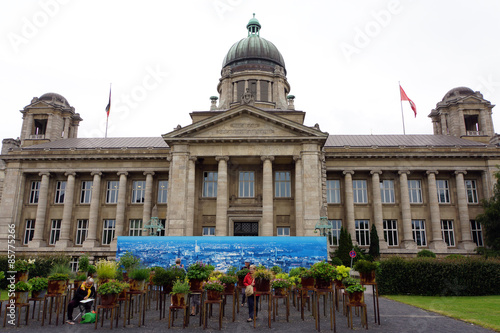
<box><xmin>256</xmin><ymin>80</ymin><xmax>261</xmax><ymax>101</ymax></box>
<box><xmin>166</xmin><ymin>148</ymin><xmax>190</xmax><ymax>236</ymax></box>
<box><xmin>29</xmin><ymin>172</ymin><xmax>50</xmax><ymax>248</ymax></box>
<box><xmin>427</xmin><ymin>171</ymin><xmax>447</xmax><ymax>251</ymax></box>
<box><xmin>83</xmin><ymin>172</ymin><xmax>101</xmax><ymax>247</ymax></box>
<box><xmin>455</xmin><ymin>171</ymin><xmax>475</xmax><ymax>250</ymax></box>
<box><xmin>142</xmin><ymin>172</ymin><xmax>155</xmax><ymax>235</ymax></box>
<box><xmin>56</xmin><ymin>172</ymin><xmax>76</xmax><ymax>248</ymax></box>
<box><xmin>24</xmin><ymin>114</ymin><xmax>34</xmax><ymax>139</ymax></box>
<box><xmin>399</xmin><ymin>171</ymin><xmax>417</xmax><ymax>249</ymax></box>
<box><xmin>482</xmin><ymin>170</ymin><xmax>491</xmax><ymax>199</ymax></box>
<box><xmin>343</xmin><ymin>170</ymin><xmax>356</xmax><ymax>244</ymax></box>
<box><xmin>63</xmin><ymin>117</ymin><xmax>70</xmax><ymax>139</ymax></box>
<box><xmin>46</xmin><ymin>114</ymin><xmax>53</xmax><ymax>139</ymax></box>
<box><xmin>215</xmin><ymin>156</ymin><xmax>229</xmax><ymax>236</ymax></box>
<box><xmin>371</xmin><ymin>170</ymin><xmax>387</xmax><ymax>249</ymax></box>
<box><xmin>294</xmin><ymin>156</ymin><xmax>304</xmax><ymax>236</ymax></box>
<box><xmin>113</xmin><ymin>171</ymin><xmax>128</xmax><ymax>242</ymax></box>
<box><xmin>440</xmin><ymin>113</ymin><xmax>448</xmax><ymax>135</ymax></box>
<box><xmin>186</xmin><ymin>157</ymin><xmax>197</xmax><ymax>236</ymax></box>
<box><xmin>261</xmin><ymin>156</ymin><xmax>275</xmax><ymax>236</ymax></box>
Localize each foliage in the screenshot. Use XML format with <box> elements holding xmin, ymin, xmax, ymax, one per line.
<box><xmin>219</xmin><ymin>274</ymin><xmax>238</xmax><ymax>285</ymax></box>
<box><xmin>334</xmin><ymin>227</ymin><xmax>354</xmax><ymax>266</ymax></box>
<box><xmin>226</xmin><ymin>266</ymin><xmax>238</xmax><ymax>276</ymax></box>
<box><xmin>87</xmin><ymin>264</ymin><xmax>97</xmax><ymax>275</ymax></box>
<box><xmin>171</xmin><ymin>278</ymin><xmax>191</xmax><ymax>294</ymax></box>
<box><xmin>272</xmin><ymin>278</ymin><xmax>292</xmax><ymax>289</ymax></box>
<box><xmin>0</xmin><ymin>271</ymin><xmax>4</xmax><ymax>280</ymax></box>
<box><xmin>203</xmin><ymin>279</ymin><xmax>225</xmax><ymax>292</ymax></box>
<box><xmin>253</xmin><ymin>268</ymin><xmax>273</xmax><ymax>280</ymax></box>
<box><xmin>187</xmin><ymin>262</ymin><xmax>213</xmax><ymax>280</ymax></box>
<box><xmin>477</xmin><ymin>170</ymin><xmax>500</xmax><ymax>251</ymax></box>
<box><xmin>342</xmin><ymin>277</ymin><xmax>359</xmax><ymax>288</ymax></box>
<box><xmin>128</xmin><ymin>266</ymin><xmax>151</xmax><ymax>281</ymax></box>
<box><xmin>377</xmin><ymin>256</ymin><xmax>500</xmax><ymax>296</ymax></box>
<box><xmin>14</xmin><ymin>259</ymin><xmax>36</xmax><ymax>272</ymax></box>
<box><xmin>299</xmin><ymin>268</ymin><xmax>314</xmax><ymax>279</ymax></box>
<box><xmin>236</xmin><ymin>268</ymin><xmax>249</xmax><ymax>279</ymax></box>
<box><xmin>97</xmin><ymin>280</ymin><xmax>129</xmax><ymax>295</ymax></box>
<box><xmin>354</xmin><ymin>259</ymin><xmax>379</xmax><ymax>273</ymax></box>
<box><xmin>48</xmin><ymin>273</ymin><xmax>69</xmax><ymax>281</ymax></box>
<box><xmin>289</xmin><ymin>267</ymin><xmax>306</xmax><ymax>277</ymax></box>
<box><xmin>310</xmin><ymin>260</ymin><xmax>336</xmax><ymax>280</ymax></box>
<box><xmin>152</xmin><ymin>267</ymin><xmax>169</xmax><ymax>286</ymax></box>
<box><xmin>417</xmin><ymin>249</ymin><xmax>437</xmax><ymax>258</ymax></box>
<box><xmin>30</xmin><ymin>255</ymin><xmax>70</xmax><ymax>278</ymax></box>
<box><xmin>345</xmin><ymin>283</ymin><xmax>366</xmax><ymax>293</ymax></box>
<box><xmin>334</xmin><ymin>265</ymin><xmax>351</xmax><ymax>281</ymax></box>
<box><xmin>15</xmin><ymin>281</ymin><xmax>32</xmax><ymax>292</ymax></box>
<box><xmin>270</xmin><ymin>266</ymin><xmax>282</xmax><ymax>274</ymax></box>
<box><xmin>475</xmin><ymin>247</ymin><xmax>500</xmax><ymax>258</ymax></box>
<box><xmin>330</xmin><ymin>257</ymin><xmax>343</xmax><ymax>266</ymax></box>
<box><xmin>118</xmin><ymin>251</ymin><xmax>141</xmax><ymax>272</ymax></box>
<box><xmin>28</xmin><ymin>277</ymin><xmax>48</xmax><ymax>291</ymax></box>
<box><xmin>96</xmin><ymin>260</ymin><xmax>118</xmax><ymax>280</ymax></box>
<box><xmin>446</xmin><ymin>254</ymin><xmax>466</xmax><ymax>260</ymax></box>
<box><xmin>49</xmin><ymin>263</ymin><xmax>72</xmax><ymax>275</ymax></box>
<box><xmin>78</xmin><ymin>254</ymin><xmax>90</xmax><ymax>272</ymax></box>
<box><xmin>369</xmin><ymin>224</ymin><xmax>380</xmax><ymax>259</ymax></box>
<box><xmin>75</xmin><ymin>272</ymin><xmax>87</xmax><ymax>281</ymax></box>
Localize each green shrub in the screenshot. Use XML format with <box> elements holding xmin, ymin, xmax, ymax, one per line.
<box><xmin>28</xmin><ymin>277</ymin><xmax>48</xmax><ymax>291</ymax></box>
<box><xmin>417</xmin><ymin>249</ymin><xmax>436</xmax><ymax>258</ymax></box>
<box><xmin>445</xmin><ymin>254</ymin><xmax>466</xmax><ymax>260</ymax></box>
<box><xmin>171</xmin><ymin>279</ymin><xmax>190</xmax><ymax>294</ymax></box>
<box><xmin>129</xmin><ymin>267</ymin><xmax>150</xmax><ymax>281</ymax></box>
<box><xmin>15</xmin><ymin>281</ymin><xmax>32</xmax><ymax>291</ymax></box>
<box><xmin>270</xmin><ymin>266</ymin><xmax>282</xmax><ymax>274</ymax></box>
<box><xmin>78</xmin><ymin>254</ymin><xmax>90</xmax><ymax>272</ymax></box>
<box><xmin>97</xmin><ymin>280</ymin><xmax>128</xmax><ymax>295</ymax></box>
<box><xmin>330</xmin><ymin>257</ymin><xmax>343</xmax><ymax>266</ymax></box>
<box><xmin>236</xmin><ymin>268</ymin><xmax>249</xmax><ymax>279</ymax></box>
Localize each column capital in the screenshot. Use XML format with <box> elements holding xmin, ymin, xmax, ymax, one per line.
<box><xmin>166</xmin><ymin>154</ymin><xmax>172</xmax><ymax>162</ymax></box>
<box><xmin>215</xmin><ymin>156</ymin><xmax>229</xmax><ymax>162</ymax></box>
<box><xmin>293</xmin><ymin>155</ymin><xmax>301</xmax><ymax>162</ymax></box>
<box><xmin>454</xmin><ymin>170</ymin><xmax>467</xmax><ymax>175</ymax></box>
<box><xmin>261</xmin><ymin>155</ymin><xmax>275</xmax><ymax>162</ymax></box>
<box><xmin>343</xmin><ymin>170</ymin><xmax>354</xmax><ymax>176</ymax></box>
<box><xmin>370</xmin><ymin>170</ymin><xmax>382</xmax><ymax>175</ymax></box>
<box><xmin>426</xmin><ymin>170</ymin><xmax>439</xmax><ymax>175</ymax></box>
<box><xmin>143</xmin><ymin>171</ymin><xmax>155</xmax><ymax>176</ymax></box>
<box><xmin>38</xmin><ymin>172</ymin><xmax>50</xmax><ymax>177</ymax></box>
<box><xmin>64</xmin><ymin>172</ymin><xmax>76</xmax><ymax>177</ymax></box>
<box><xmin>117</xmin><ymin>171</ymin><xmax>129</xmax><ymax>176</ymax></box>
<box><xmin>189</xmin><ymin>156</ymin><xmax>198</xmax><ymax>163</ymax></box>
<box><xmin>90</xmin><ymin>171</ymin><xmax>102</xmax><ymax>176</ymax></box>
<box><xmin>398</xmin><ymin>170</ymin><xmax>410</xmax><ymax>175</ymax></box>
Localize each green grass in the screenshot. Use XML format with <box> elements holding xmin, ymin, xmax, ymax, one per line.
<box><xmin>384</xmin><ymin>295</ymin><xmax>500</xmax><ymax>331</ymax></box>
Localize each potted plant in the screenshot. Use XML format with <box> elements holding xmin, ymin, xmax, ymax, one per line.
<box><xmin>96</xmin><ymin>259</ymin><xmax>118</xmax><ymax>283</ymax></box>
<box><xmin>333</xmin><ymin>265</ymin><xmax>351</xmax><ymax>288</ymax></box>
<box><xmin>128</xmin><ymin>266</ymin><xmax>150</xmax><ymax>291</ymax></box>
<box><xmin>97</xmin><ymin>280</ymin><xmax>129</xmax><ymax>305</ymax></box>
<box><xmin>272</xmin><ymin>278</ymin><xmax>291</xmax><ymax>296</ymax></box>
<box><xmin>187</xmin><ymin>262</ymin><xmax>213</xmax><ymax>291</ymax></box>
<box><xmin>47</xmin><ymin>263</ymin><xmax>71</xmax><ymax>294</ymax></box>
<box><xmin>253</xmin><ymin>267</ymin><xmax>273</xmax><ymax>292</ymax></box>
<box><xmin>354</xmin><ymin>259</ymin><xmax>378</xmax><ymax>284</ymax></box>
<box><xmin>203</xmin><ymin>279</ymin><xmax>225</xmax><ymax>300</ymax></box>
<box><xmin>14</xmin><ymin>259</ymin><xmax>35</xmax><ymax>282</ymax></box>
<box><xmin>170</xmin><ymin>279</ymin><xmax>190</xmax><ymax>307</ymax></box>
<box><xmin>219</xmin><ymin>274</ymin><xmax>238</xmax><ymax>294</ymax></box>
<box><xmin>87</xmin><ymin>264</ymin><xmax>97</xmax><ymax>277</ymax></box>
<box><xmin>78</xmin><ymin>254</ymin><xmax>90</xmax><ymax>273</ymax></box>
<box><xmin>299</xmin><ymin>268</ymin><xmax>315</xmax><ymax>289</ymax></box>
<box><xmin>29</xmin><ymin>277</ymin><xmax>48</xmax><ymax>298</ymax></box>
<box><xmin>118</xmin><ymin>251</ymin><xmax>140</xmax><ymax>279</ymax></box>
<box><xmin>74</xmin><ymin>272</ymin><xmax>87</xmax><ymax>288</ymax></box>
<box><xmin>345</xmin><ymin>283</ymin><xmax>366</xmax><ymax>304</ymax></box>
<box><xmin>310</xmin><ymin>261</ymin><xmax>335</xmax><ymax>289</ymax></box>
<box><xmin>13</xmin><ymin>281</ymin><xmax>32</xmax><ymax>304</ymax></box>
<box><xmin>236</xmin><ymin>268</ymin><xmax>249</xmax><ymax>288</ymax></box>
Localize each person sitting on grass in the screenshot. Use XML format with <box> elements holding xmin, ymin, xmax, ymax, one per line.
<box><xmin>66</xmin><ymin>277</ymin><xmax>96</xmax><ymax>325</ymax></box>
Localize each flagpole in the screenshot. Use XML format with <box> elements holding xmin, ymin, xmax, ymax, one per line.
<box><xmin>399</xmin><ymin>81</ymin><xmax>406</xmax><ymax>135</ymax></box>
<box><xmin>105</xmin><ymin>83</ymin><xmax>111</xmax><ymax>138</ymax></box>
<box><xmin>105</xmin><ymin>115</ymin><xmax>109</xmax><ymax>138</ymax></box>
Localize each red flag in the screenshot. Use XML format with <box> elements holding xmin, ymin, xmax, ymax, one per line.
<box><xmin>105</xmin><ymin>87</ymin><xmax>111</xmax><ymax>117</ymax></box>
<box><xmin>400</xmin><ymin>85</ymin><xmax>417</xmax><ymax>117</ymax></box>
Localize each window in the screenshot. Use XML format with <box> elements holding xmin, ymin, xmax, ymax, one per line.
<box><xmin>29</xmin><ymin>181</ymin><xmax>40</xmax><ymax>204</ymax></box>
<box><xmin>75</xmin><ymin>219</ymin><xmax>88</xmax><ymax>245</ymax></box>
<box><xmin>353</xmin><ymin>180</ymin><xmax>368</xmax><ymax>203</ymax></box>
<box><xmin>327</xmin><ymin>220</ymin><xmax>342</xmax><ymax>246</ymax></box>
<box><xmin>158</xmin><ymin>219</ymin><xmax>166</xmax><ymax>236</ymax></box>
<box><xmin>202</xmin><ymin>172</ymin><xmax>218</xmax><ymax>197</ymax></box>
<box><xmin>158</xmin><ymin>180</ymin><xmax>168</xmax><ymax>203</ymax></box>
<box><xmin>275</xmin><ymin>171</ymin><xmax>291</xmax><ymax>198</ymax></box>
<box><xmin>132</xmin><ymin>181</ymin><xmax>146</xmax><ymax>203</ymax></box>
<box><xmin>49</xmin><ymin>219</ymin><xmax>61</xmax><ymax>245</ymax></box>
<box><xmin>70</xmin><ymin>257</ymin><xmax>79</xmax><ymax>272</ymax></box>
<box><xmin>470</xmin><ymin>220</ymin><xmax>483</xmax><ymax>247</ymax></box>
<box><xmin>239</xmin><ymin>171</ymin><xmax>255</xmax><ymax>197</ymax></box>
<box><xmin>412</xmin><ymin>220</ymin><xmax>427</xmax><ymax>246</ymax></box>
<box><xmin>408</xmin><ymin>180</ymin><xmax>423</xmax><ymax>203</ymax></box>
<box><xmin>106</xmin><ymin>181</ymin><xmax>119</xmax><ymax>203</ymax></box>
<box><xmin>80</xmin><ymin>181</ymin><xmax>93</xmax><ymax>204</ymax></box>
<box><xmin>23</xmin><ymin>220</ymin><xmax>35</xmax><ymax>245</ymax></box>
<box><xmin>355</xmin><ymin>220</ymin><xmax>370</xmax><ymax>246</ymax></box>
<box><xmin>441</xmin><ymin>220</ymin><xmax>455</xmax><ymax>247</ymax></box>
<box><xmin>436</xmin><ymin>180</ymin><xmax>450</xmax><ymax>203</ymax></box>
<box><xmin>326</xmin><ymin>180</ymin><xmax>341</xmax><ymax>204</ymax></box>
<box><xmin>383</xmin><ymin>220</ymin><xmax>398</xmax><ymax>246</ymax></box>
<box><xmin>380</xmin><ymin>180</ymin><xmax>395</xmax><ymax>203</ymax></box>
<box><xmin>102</xmin><ymin>219</ymin><xmax>116</xmax><ymax>245</ymax></box>
<box><xmin>202</xmin><ymin>227</ymin><xmax>215</xmax><ymax>236</ymax></box>
<box><xmin>277</xmin><ymin>227</ymin><xmax>290</xmax><ymax>236</ymax></box>
<box><xmin>129</xmin><ymin>219</ymin><xmax>143</xmax><ymax>236</ymax></box>
<box><xmin>54</xmin><ymin>181</ymin><xmax>66</xmax><ymax>204</ymax></box>
<box><xmin>465</xmin><ymin>180</ymin><xmax>478</xmax><ymax>204</ymax></box>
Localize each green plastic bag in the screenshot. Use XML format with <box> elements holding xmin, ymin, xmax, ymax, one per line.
<box><xmin>80</xmin><ymin>312</ymin><xmax>97</xmax><ymax>324</ymax></box>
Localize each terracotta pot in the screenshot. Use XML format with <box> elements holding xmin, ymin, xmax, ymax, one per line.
<box><xmin>224</xmin><ymin>283</ymin><xmax>235</xmax><ymax>294</ymax></box>
<box><xmin>254</xmin><ymin>278</ymin><xmax>270</xmax><ymax>292</ymax></box>
<box><xmin>274</xmin><ymin>287</ymin><xmax>287</xmax><ymax>296</ymax></box>
<box><xmin>301</xmin><ymin>277</ymin><xmax>315</xmax><ymax>289</ymax></box>
<box><xmin>347</xmin><ymin>291</ymin><xmax>364</xmax><ymax>304</ymax></box>
<box><xmin>129</xmin><ymin>279</ymin><xmax>145</xmax><ymax>291</ymax></box>
<box><xmin>171</xmin><ymin>293</ymin><xmax>186</xmax><ymax>307</ymax></box>
<box><xmin>189</xmin><ymin>279</ymin><xmax>204</xmax><ymax>292</ymax></box>
<box><xmin>31</xmin><ymin>289</ymin><xmax>47</xmax><ymax>299</ymax></box>
<box><xmin>314</xmin><ymin>278</ymin><xmax>332</xmax><ymax>290</ymax></box>
<box><xmin>48</xmin><ymin>280</ymin><xmax>67</xmax><ymax>294</ymax></box>
<box><xmin>359</xmin><ymin>271</ymin><xmax>376</xmax><ymax>284</ymax></box>
<box><xmin>101</xmin><ymin>293</ymin><xmax>118</xmax><ymax>306</ymax></box>
<box><xmin>13</xmin><ymin>291</ymin><xmax>29</xmax><ymax>304</ymax></box>
<box><xmin>15</xmin><ymin>271</ymin><xmax>29</xmax><ymax>282</ymax></box>
<box><xmin>206</xmin><ymin>290</ymin><xmax>222</xmax><ymax>301</ymax></box>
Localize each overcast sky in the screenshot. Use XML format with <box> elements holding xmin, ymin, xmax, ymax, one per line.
<box><xmin>1</xmin><ymin>0</ymin><xmax>500</xmax><ymax>141</ymax></box>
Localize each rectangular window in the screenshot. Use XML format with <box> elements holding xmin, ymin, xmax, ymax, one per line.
<box><xmin>49</xmin><ymin>219</ymin><xmax>61</xmax><ymax>245</ymax></box>
<box><xmin>158</xmin><ymin>180</ymin><xmax>168</xmax><ymax>203</ymax></box>
<box><xmin>465</xmin><ymin>180</ymin><xmax>478</xmax><ymax>204</ymax></box>
<box><xmin>70</xmin><ymin>257</ymin><xmax>79</xmax><ymax>272</ymax></box>
<box><xmin>326</xmin><ymin>180</ymin><xmax>341</xmax><ymax>204</ymax></box>
<box><xmin>353</xmin><ymin>180</ymin><xmax>368</xmax><ymax>203</ymax></box>
<box><xmin>327</xmin><ymin>220</ymin><xmax>342</xmax><ymax>246</ymax></box>
<box><xmin>441</xmin><ymin>220</ymin><xmax>455</xmax><ymax>247</ymax></box>
<box><xmin>202</xmin><ymin>227</ymin><xmax>215</xmax><ymax>236</ymax></box>
<box><xmin>383</xmin><ymin>219</ymin><xmax>398</xmax><ymax>246</ymax></box>
<box><xmin>277</xmin><ymin>227</ymin><xmax>290</xmax><ymax>236</ymax></box>
<box><xmin>80</xmin><ymin>181</ymin><xmax>93</xmax><ymax>204</ymax></box>
<box><xmin>29</xmin><ymin>181</ymin><xmax>40</xmax><ymax>204</ymax></box>
<box><xmin>158</xmin><ymin>219</ymin><xmax>166</xmax><ymax>236</ymax></box>
<box><xmin>54</xmin><ymin>181</ymin><xmax>66</xmax><ymax>204</ymax></box>
<box><xmin>102</xmin><ymin>219</ymin><xmax>116</xmax><ymax>245</ymax></box>
<box><xmin>380</xmin><ymin>180</ymin><xmax>395</xmax><ymax>203</ymax></box>
<box><xmin>106</xmin><ymin>181</ymin><xmax>119</xmax><ymax>204</ymax></box>
<box><xmin>202</xmin><ymin>172</ymin><xmax>218</xmax><ymax>197</ymax></box>
<box><xmin>355</xmin><ymin>220</ymin><xmax>370</xmax><ymax>246</ymax></box>
<box><xmin>437</xmin><ymin>180</ymin><xmax>450</xmax><ymax>203</ymax></box>
<box><xmin>239</xmin><ymin>171</ymin><xmax>255</xmax><ymax>197</ymax></box>
<box><xmin>260</xmin><ymin>80</ymin><xmax>269</xmax><ymax>102</ymax></box>
<box><xmin>470</xmin><ymin>220</ymin><xmax>483</xmax><ymax>247</ymax></box>
<box><xmin>275</xmin><ymin>171</ymin><xmax>291</xmax><ymax>198</ymax></box>
<box><xmin>23</xmin><ymin>219</ymin><xmax>35</xmax><ymax>245</ymax></box>
<box><xmin>408</xmin><ymin>180</ymin><xmax>423</xmax><ymax>203</ymax></box>
<box><xmin>412</xmin><ymin>220</ymin><xmax>427</xmax><ymax>246</ymax></box>
<box><xmin>75</xmin><ymin>219</ymin><xmax>88</xmax><ymax>245</ymax></box>
<box><xmin>129</xmin><ymin>219</ymin><xmax>143</xmax><ymax>236</ymax></box>
<box><xmin>132</xmin><ymin>180</ymin><xmax>146</xmax><ymax>203</ymax></box>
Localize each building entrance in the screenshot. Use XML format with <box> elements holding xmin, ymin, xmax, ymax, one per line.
<box><xmin>234</xmin><ymin>222</ymin><xmax>258</xmax><ymax>236</ymax></box>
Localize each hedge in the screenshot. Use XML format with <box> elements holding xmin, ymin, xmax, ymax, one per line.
<box><xmin>378</xmin><ymin>256</ymin><xmax>500</xmax><ymax>296</ymax></box>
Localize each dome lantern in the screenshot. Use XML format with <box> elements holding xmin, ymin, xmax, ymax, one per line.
<box><xmin>247</xmin><ymin>13</ymin><xmax>261</xmax><ymax>36</ymax></box>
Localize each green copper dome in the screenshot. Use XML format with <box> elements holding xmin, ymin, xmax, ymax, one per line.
<box><xmin>222</xmin><ymin>14</ymin><xmax>286</xmax><ymax>72</ymax></box>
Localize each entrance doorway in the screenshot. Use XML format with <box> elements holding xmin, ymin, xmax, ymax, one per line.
<box><xmin>234</xmin><ymin>222</ymin><xmax>258</xmax><ymax>236</ymax></box>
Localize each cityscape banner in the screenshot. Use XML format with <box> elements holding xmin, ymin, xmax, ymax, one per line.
<box><xmin>117</xmin><ymin>236</ymin><xmax>328</xmax><ymax>273</ymax></box>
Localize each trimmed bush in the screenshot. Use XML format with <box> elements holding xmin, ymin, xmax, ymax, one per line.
<box><xmin>417</xmin><ymin>249</ymin><xmax>436</xmax><ymax>258</ymax></box>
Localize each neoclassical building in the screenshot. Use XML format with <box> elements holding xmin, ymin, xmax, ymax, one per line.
<box><xmin>1</xmin><ymin>17</ymin><xmax>499</xmax><ymax>262</ymax></box>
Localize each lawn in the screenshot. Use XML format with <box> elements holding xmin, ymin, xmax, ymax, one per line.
<box><xmin>384</xmin><ymin>295</ymin><xmax>500</xmax><ymax>331</ymax></box>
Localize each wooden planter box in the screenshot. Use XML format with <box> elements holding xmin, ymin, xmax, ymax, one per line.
<box><xmin>254</xmin><ymin>278</ymin><xmax>270</xmax><ymax>292</ymax></box>
<box><xmin>347</xmin><ymin>291</ymin><xmax>364</xmax><ymax>304</ymax></box>
<box><xmin>314</xmin><ymin>278</ymin><xmax>332</xmax><ymax>290</ymax></box>
<box><xmin>31</xmin><ymin>289</ymin><xmax>47</xmax><ymax>299</ymax></box>
<box><xmin>189</xmin><ymin>279</ymin><xmax>204</xmax><ymax>292</ymax></box>
<box><xmin>129</xmin><ymin>279</ymin><xmax>145</xmax><ymax>291</ymax></box>
<box><xmin>359</xmin><ymin>271</ymin><xmax>376</xmax><ymax>284</ymax></box>
<box><xmin>171</xmin><ymin>293</ymin><xmax>187</xmax><ymax>307</ymax></box>
<box><xmin>274</xmin><ymin>287</ymin><xmax>287</xmax><ymax>296</ymax></box>
<box><xmin>48</xmin><ymin>280</ymin><xmax>67</xmax><ymax>294</ymax></box>
<box><xmin>301</xmin><ymin>277</ymin><xmax>315</xmax><ymax>289</ymax></box>
<box><xmin>13</xmin><ymin>291</ymin><xmax>29</xmax><ymax>304</ymax></box>
<box><xmin>206</xmin><ymin>290</ymin><xmax>222</xmax><ymax>301</ymax></box>
<box><xmin>101</xmin><ymin>293</ymin><xmax>118</xmax><ymax>306</ymax></box>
